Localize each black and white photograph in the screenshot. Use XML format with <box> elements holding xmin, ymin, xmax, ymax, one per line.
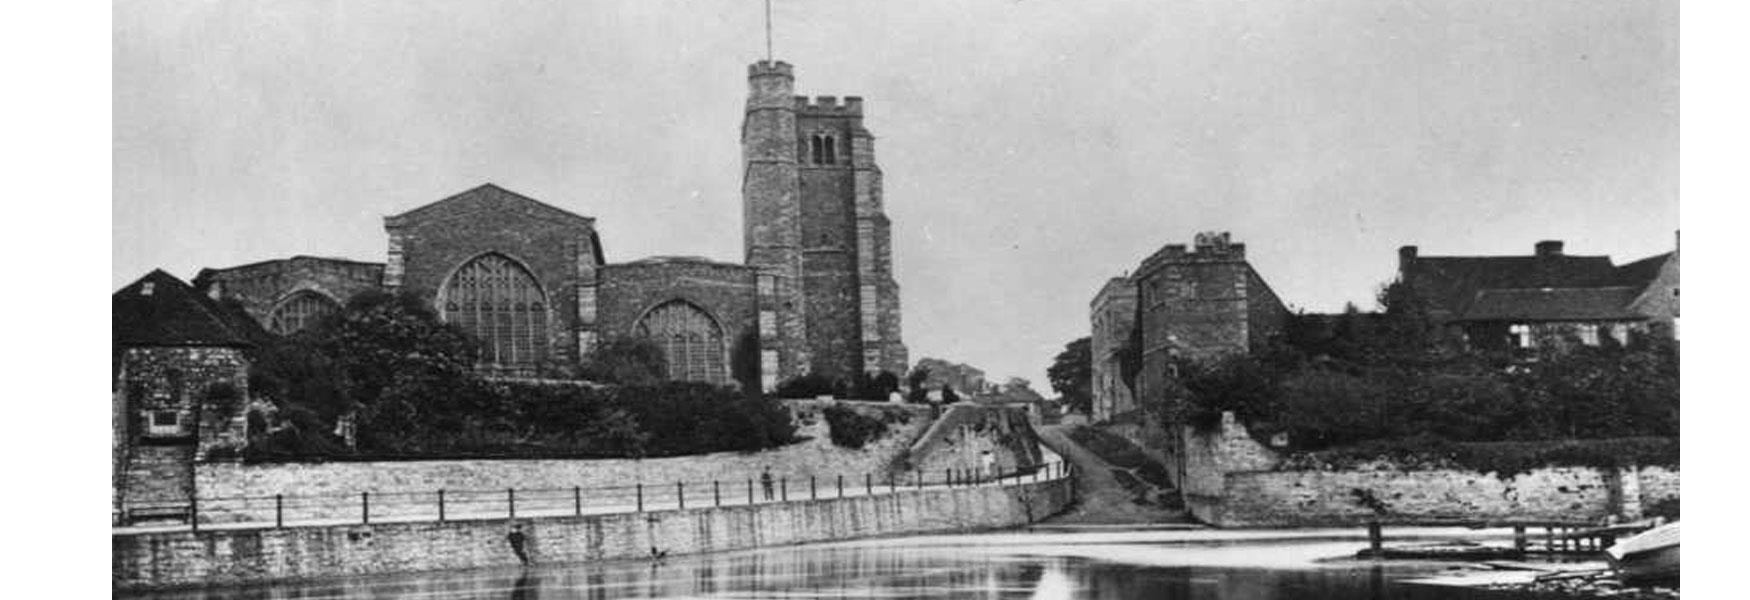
<box><xmin>74</xmin><ymin>0</ymin><xmax>1712</xmax><ymax>597</ymax></box>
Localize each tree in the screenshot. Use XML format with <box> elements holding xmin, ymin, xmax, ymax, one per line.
<box><xmin>905</xmin><ymin>367</ymin><xmax>931</xmax><ymax>403</ymax></box>
<box><xmin>730</xmin><ymin>331</ymin><xmax>762</xmax><ymax>396</ymax></box>
<box><xmin>580</xmin><ymin>336</ymin><xmax>668</xmax><ymax>385</ymax></box>
<box><xmin>1047</xmin><ymin>337</ymin><xmax>1093</xmax><ymax>414</ymax></box>
<box><xmin>940</xmin><ymin>385</ymin><xmax>961</xmax><ymax>404</ymax></box>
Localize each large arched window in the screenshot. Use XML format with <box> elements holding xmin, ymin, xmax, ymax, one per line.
<box><xmin>267</xmin><ymin>291</ymin><xmax>341</xmax><ymax>335</ymax></box>
<box><xmin>442</xmin><ymin>253</ymin><xmax>549</xmax><ymax>369</ymax></box>
<box><xmin>634</xmin><ymin>300</ymin><xmax>727</xmax><ymax>384</ymax></box>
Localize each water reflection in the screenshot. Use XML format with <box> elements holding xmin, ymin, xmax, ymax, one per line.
<box><xmin>124</xmin><ymin>534</ymin><xmax>1561</xmax><ymax>600</ymax></box>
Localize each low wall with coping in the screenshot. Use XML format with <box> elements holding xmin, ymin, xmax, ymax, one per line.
<box><xmin>190</xmin><ymin>400</ymin><xmax>937</xmax><ymax>524</ymax></box>
<box><xmin>113</xmin><ymin>476</ymin><xmax>1073</xmax><ymax>591</ymax></box>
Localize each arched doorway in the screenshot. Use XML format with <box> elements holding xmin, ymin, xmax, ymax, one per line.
<box><xmin>267</xmin><ymin>290</ymin><xmax>340</xmax><ymax>335</ymax></box>
<box><xmin>441</xmin><ymin>253</ymin><xmax>550</xmax><ymax>370</ymax></box>
<box><xmin>635</xmin><ymin>300</ymin><xmax>727</xmax><ymax>384</ymax></box>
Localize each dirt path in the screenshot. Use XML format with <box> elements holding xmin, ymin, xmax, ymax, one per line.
<box><xmin>1035</xmin><ymin>424</ymin><xmax>1191</xmax><ymax>525</ymax></box>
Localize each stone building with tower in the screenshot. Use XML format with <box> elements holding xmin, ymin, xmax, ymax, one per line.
<box><xmin>179</xmin><ymin>59</ymin><xmax>907</xmax><ymax>389</ymax></box>
<box><xmin>1088</xmin><ymin>232</ymin><xmax>1289</xmax><ymax>425</ymax></box>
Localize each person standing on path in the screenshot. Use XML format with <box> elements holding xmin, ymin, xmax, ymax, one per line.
<box><xmin>760</xmin><ymin>467</ymin><xmax>775</xmax><ymax>501</ymax></box>
<box><xmin>507</xmin><ymin>523</ymin><xmax>530</xmax><ymax>565</ymax></box>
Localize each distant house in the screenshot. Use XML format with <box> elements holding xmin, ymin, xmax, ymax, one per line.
<box><xmin>1397</xmin><ymin>237</ymin><xmax>1679</xmax><ymax>351</ymax></box>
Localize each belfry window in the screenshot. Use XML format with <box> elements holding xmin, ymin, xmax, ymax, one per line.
<box><xmin>442</xmin><ymin>253</ymin><xmax>549</xmax><ymax>369</ymax></box>
<box><xmin>267</xmin><ymin>291</ymin><xmax>341</xmax><ymax>335</ymax></box>
<box><xmin>635</xmin><ymin>300</ymin><xmax>727</xmax><ymax>384</ymax></box>
<box><xmin>807</xmin><ymin>133</ymin><xmax>839</xmax><ymax>165</ymax></box>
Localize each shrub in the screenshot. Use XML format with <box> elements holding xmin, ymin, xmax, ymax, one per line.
<box><xmin>774</xmin><ymin>374</ymin><xmax>839</xmax><ymax>399</ymax></box>
<box><xmin>823</xmin><ymin>405</ymin><xmax>889</xmax><ymax>449</ymax></box>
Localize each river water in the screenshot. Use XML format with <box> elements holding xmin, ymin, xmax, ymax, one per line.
<box><xmin>124</xmin><ymin>528</ymin><xmax>1571</xmax><ymax>599</ymax></box>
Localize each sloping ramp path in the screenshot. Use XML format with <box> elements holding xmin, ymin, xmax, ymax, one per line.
<box><xmin>1035</xmin><ymin>424</ymin><xmax>1192</xmax><ymax>525</ymax></box>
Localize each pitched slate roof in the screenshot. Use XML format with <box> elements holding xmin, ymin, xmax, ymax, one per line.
<box><xmin>1404</xmin><ymin>255</ymin><xmax>1619</xmax><ymax>315</ymax></box>
<box><xmin>1614</xmin><ymin>251</ymin><xmax>1674</xmax><ymax>289</ymax></box>
<box><xmin>1452</xmin><ymin>286</ymin><xmax>1646</xmax><ymax>322</ymax></box>
<box><xmin>114</xmin><ymin>270</ymin><xmax>251</xmax><ymax>347</ymax></box>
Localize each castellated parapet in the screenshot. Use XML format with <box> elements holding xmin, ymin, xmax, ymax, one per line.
<box><xmin>743</xmin><ymin>60</ymin><xmax>907</xmax><ymax>382</ymax></box>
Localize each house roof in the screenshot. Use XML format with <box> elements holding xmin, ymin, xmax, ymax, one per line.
<box><xmin>1614</xmin><ymin>251</ymin><xmax>1674</xmax><ymax>289</ymax></box>
<box><xmin>1452</xmin><ymin>286</ymin><xmax>1646</xmax><ymax>322</ymax></box>
<box><xmin>1404</xmin><ymin>255</ymin><xmax>1619</xmax><ymax>314</ymax></box>
<box><xmin>114</xmin><ymin>270</ymin><xmax>252</xmax><ymax>347</ymax></box>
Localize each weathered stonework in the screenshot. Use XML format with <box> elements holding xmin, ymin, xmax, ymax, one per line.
<box><xmin>743</xmin><ymin>61</ymin><xmax>907</xmax><ymax>382</ymax></box>
<box><xmin>192</xmin><ymin>257</ymin><xmax>384</xmax><ymax>330</ymax></box>
<box><xmin>1089</xmin><ymin>277</ymin><xmax>1138</xmax><ymax>423</ymax></box>
<box><xmin>113</xmin><ymin>476</ymin><xmax>1073</xmax><ymax>591</ymax></box>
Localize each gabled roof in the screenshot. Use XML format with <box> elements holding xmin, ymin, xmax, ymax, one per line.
<box><xmin>1404</xmin><ymin>255</ymin><xmax>1619</xmax><ymax>314</ymax></box>
<box><xmin>1614</xmin><ymin>251</ymin><xmax>1674</xmax><ymax>289</ymax></box>
<box><xmin>1452</xmin><ymin>286</ymin><xmax>1645</xmax><ymax>322</ymax></box>
<box><xmin>383</xmin><ymin>183</ymin><xmax>595</xmax><ymax>228</ymax></box>
<box><xmin>114</xmin><ymin>270</ymin><xmax>251</xmax><ymax>348</ymax></box>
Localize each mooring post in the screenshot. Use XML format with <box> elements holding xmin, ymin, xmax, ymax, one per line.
<box><xmin>438</xmin><ymin>489</ymin><xmax>446</xmax><ymax>522</ymax></box>
<box><xmin>508</xmin><ymin>488</ymin><xmax>516</xmax><ymax>519</ymax></box>
<box><xmin>1514</xmin><ymin>525</ymin><xmax>1527</xmax><ymax>553</ymax></box>
<box><xmin>575</xmin><ymin>486</ymin><xmax>582</xmax><ymax>516</ymax></box>
<box><xmin>637</xmin><ymin>483</ymin><xmax>644</xmax><ymax>512</ymax></box>
<box><xmin>362</xmin><ymin>492</ymin><xmax>370</xmax><ymax>525</ymax></box>
<box><xmin>1367</xmin><ymin>520</ymin><xmax>1383</xmax><ymax>554</ymax></box>
<box><xmin>714</xmin><ymin>480</ymin><xmax>721</xmax><ymax>507</ymax></box>
<box><xmin>275</xmin><ymin>494</ymin><xmax>284</xmax><ymax>528</ymax></box>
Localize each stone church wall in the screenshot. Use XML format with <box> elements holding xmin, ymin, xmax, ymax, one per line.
<box><xmin>596</xmin><ymin>259</ymin><xmax>758</xmax><ymax>347</ymax></box>
<box><xmin>384</xmin><ymin>186</ymin><xmax>599</xmax><ymax>365</ymax></box>
<box><xmin>193</xmin><ymin>257</ymin><xmax>384</xmax><ymax>326</ymax></box>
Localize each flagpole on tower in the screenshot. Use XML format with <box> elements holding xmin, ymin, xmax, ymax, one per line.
<box><xmin>765</xmin><ymin>0</ymin><xmax>774</xmax><ymax>61</ymax></box>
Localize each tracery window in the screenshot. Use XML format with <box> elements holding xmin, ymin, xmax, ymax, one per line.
<box><xmin>635</xmin><ymin>300</ymin><xmax>727</xmax><ymax>384</ymax></box>
<box><xmin>442</xmin><ymin>253</ymin><xmax>549</xmax><ymax>369</ymax></box>
<box><xmin>267</xmin><ymin>291</ymin><xmax>341</xmax><ymax>335</ymax></box>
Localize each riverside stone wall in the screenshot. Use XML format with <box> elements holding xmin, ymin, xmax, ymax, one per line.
<box><xmin>113</xmin><ymin>476</ymin><xmax>1073</xmax><ymax>591</ymax></box>
<box><xmin>192</xmin><ymin>400</ymin><xmax>936</xmax><ymax>524</ymax></box>
<box><xmin>1206</xmin><ymin>465</ymin><xmax>1681</xmax><ymax>527</ymax></box>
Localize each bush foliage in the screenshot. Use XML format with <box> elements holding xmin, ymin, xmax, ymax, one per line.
<box><xmin>240</xmin><ymin>290</ymin><xmax>797</xmax><ymax>461</ymax></box>
<box><xmin>1159</xmin><ymin>282</ymin><xmax>1679</xmax><ymax>455</ymax></box>
<box><xmin>823</xmin><ymin>405</ymin><xmax>893</xmax><ymax>449</ymax></box>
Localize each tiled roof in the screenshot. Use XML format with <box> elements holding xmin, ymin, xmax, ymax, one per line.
<box><xmin>1614</xmin><ymin>251</ymin><xmax>1674</xmax><ymax>289</ymax></box>
<box><xmin>1452</xmin><ymin>286</ymin><xmax>1645</xmax><ymax>322</ymax></box>
<box><xmin>114</xmin><ymin>270</ymin><xmax>251</xmax><ymax>347</ymax></box>
<box><xmin>1404</xmin><ymin>255</ymin><xmax>1619</xmax><ymax>315</ymax></box>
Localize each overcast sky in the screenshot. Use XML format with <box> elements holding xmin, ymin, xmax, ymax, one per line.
<box><xmin>114</xmin><ymin>0</ymin><xmax>1678</xmax><ymax>388</ymax></box>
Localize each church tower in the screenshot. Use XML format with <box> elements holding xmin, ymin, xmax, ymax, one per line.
<box><xmin>743</xmin><ymin>60</ymin><xmax>907</xmax><ymax>386</ymax></box>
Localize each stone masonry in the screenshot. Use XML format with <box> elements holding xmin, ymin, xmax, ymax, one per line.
<box><xmin>743</xmin><ymin>60</ymin><xmax>907</xmax><ymax>383</ymax></box>
<box><xmin>1089</xmin><ymin>277</ymin><xmax>1138</xmax><ymax>423</ymax></box>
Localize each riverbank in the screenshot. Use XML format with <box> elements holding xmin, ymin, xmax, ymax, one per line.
<box><xmin>114</xmin><ymin>474</ymin><xmax>1073</xmax><ymax>592</ymax></box>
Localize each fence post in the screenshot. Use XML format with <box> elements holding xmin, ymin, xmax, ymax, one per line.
<box><xmin>714</xmin><ymin>481</ymin><xmax>721</xmax><ymax>507</ymax></box>
<box><xmin>865</xmin><ymin>473</ymin><xmax>873</xmax><ymax>496</ymax></box>
<box><xmin>810</xmin><ymin>476</ymin><xmax>817</xmax><ymax>500</ymax></box>
<box><xmin>1514</xmin><ymin>525</ymin><xmax>1527</xmax><ymax>553</ymax></box>
<box><xmin>837</xmin><ymin>475</ymin><xmax>844</xmax><ymax>498</ymax></box>
<box><xmin>637</xmin><ymin>483</ymin><xmax>644</xmax><ymax>512</ymax></box>
<box><xmin>888</xmin><ymin>475</ymin><xmax>895</xmax><ymax>495</ymax></box>
<box><xmin>915</xmin><ymin>470</ymin><xmax>922</xmax><ymax>490</ymax></box>
<box><xmin>275</xmin><ymin>494</ymin><xmax>283</xmax><ymax>528</ymax></box>
<box><xmin>438</xmin><ymin>489</ymin><xmax>446</xmax><ymax>522</ymax></box>
<box><xmin>747</xmin><ymin>479</ymin><xmax>754</xmax><ymax>505</ymax></box>
<box><xmin>508</xmin><ymin>488</ymin><xmax>516</xmax><ymax>519</ymax></box>
<box><xmin>945</xmin><ymin>469</ymin><xmax>952</xmax><ymax>487</ymax></box>
<box><xmin>677</xmin><ymin>482</ymin><xmax>685</xmax><ymax>510</ymax></box>
<box><xmin>362</xmin><ymin>492</ymin><xmax>370</xmax><ymax>525</ymax></box>
<box><xmin>575</xmin><ymin>486</ymin><xmax>582</xmax><ymax>516</ymax></box>
<box><xmin>781</xmin><ymin>478</ymin><xmax>788</xmax><ymax>501</ymax></box>
<box><xmin>189</xmin><ymin>497</ymin><xmax>199</xmax><ymax>532</ymax></box>
<box><xmin>1368</xmin><ymin>520</ymin><xmax>1383</xmax><ymax>554</ymax></box>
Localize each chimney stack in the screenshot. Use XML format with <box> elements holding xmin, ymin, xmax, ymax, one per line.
<box><xmin>1535</xmin><ymin>240</ymin><xmax>1564</xmax><ymax>257</ymax></box>
<box><xmin>1398</xmin><ymin>245</ymin><xmax>1419</xmax><ymax>272</ymax></box>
